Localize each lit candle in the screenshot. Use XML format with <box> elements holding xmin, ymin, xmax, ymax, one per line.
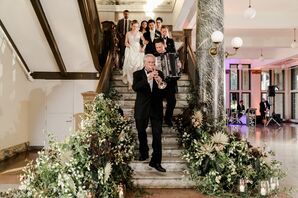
<box><xmin>240</xmin><ymin>185</ymin><xmax>245</xmax><ymax>193</ymax></box>
<box><xmin>260</xmin><ymin>187</ymin><xmax>267</xmax><ymax>196</ymax></box>
<box><xmin>239</xmin><ymin>179</ymin><xmax>246</xmax><ymax>193</ymax></box>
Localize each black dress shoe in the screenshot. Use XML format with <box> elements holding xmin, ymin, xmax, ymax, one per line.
<box><xmin>149</xmin><ymin>162</ymin><xmax>166</xmax><ymax>172</ymax></box>
<box><xmin>138</xmin><ymin>155</ymin><xmax>149</xmax><ymax>161</ymax></box>
<box><xmin>165</xmin><ymin>119</ymin><xmax>173</xmax><ymax>127</ymax></box>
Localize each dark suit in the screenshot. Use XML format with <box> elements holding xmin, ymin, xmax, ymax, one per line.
<box><xmin>163</xmin><ymin>37</ymin><xmax>176</xmax><ymax>53</ymax></box>
<box><xmin>155</xmin><ymin>52</ymin><xmax>179</xmax><ymax>123</ymax></box>
<box><xmin>260</xmin><ymin>100</ymin><xmax>270</xmax><ymax>118</ymax></box>
<box><xmin>143</xmin><ymin>30</ymin><xmax>161</xmax><ymax>55</ymax></box>
<box><xmin>237</xmin><ymin>104</ymin><xmax>245</xmax><ymax>117</ymax></box>
<box><xmin>116</xmin><ymin>18</ymin><xmax>131</xmax><ymax>68</ymax></box>
<box><xmin>133</xmin><ymin>68</ymin><xmax>164</xmax><ymax>164</ymax></box>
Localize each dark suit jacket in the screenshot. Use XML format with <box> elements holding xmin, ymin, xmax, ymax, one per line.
<box><xmin>237</xmin><ymin>104</ymin><xmax>245</xmax><ymax>112</ymax></box>
<box><xmin>132</xmin><ymin>69</ymin><xmax>164</xmax><ymax>119</ymax></box>
<box><xmin>116</xmin><ymin>18</ymin><xmax>131</xmax><ymax>39</ymax></box>
<box><xmin>260</xmin><ymin>101</ymin><xmax>270</xmax><ymax>114</ymax></box>
<box><xmin>163</xmin><ymin>37</ymin><xmax>176</xmax><ymax>53</ymax></box>
<box><xmin>143</xmin><ymin>30</ymin><xmax>161</xmax><ymax>54</ymax></box>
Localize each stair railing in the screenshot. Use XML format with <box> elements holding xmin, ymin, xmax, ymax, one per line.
<box><xmin>96</xmin><ymin>50</ymin><xmax>114</xmax><ymax>93</ymax></box>
<box><xmin>177</xmin><ymin>29</ymin><xmax>197</xmax><ymax>88</ymax></box>
<box><xmin>96</xmin><ymin>22</ymin><xmax>118</xmax><ymax>94</ymax></box>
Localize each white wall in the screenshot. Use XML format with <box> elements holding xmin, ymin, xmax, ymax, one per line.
<box><xmin>0</xmin><ymin>34</ymin><xmax>98</xmax><ymax>149</ymax></box>
<box><xmin>0</xmin><ymin>37</ymin><xmax>30</xmax><ymax>150</ymax></box>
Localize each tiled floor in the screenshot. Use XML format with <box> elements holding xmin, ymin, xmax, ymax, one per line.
<box><xmin>0</xmin><ymin>124</ymin><xmax>297</xmax><ymax>197</ymax></box>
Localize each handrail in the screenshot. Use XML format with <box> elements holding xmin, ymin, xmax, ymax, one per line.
<box><xmin>186</xmin><ymin>44</ymin><xmax>197</xmax><ymax>87</ymax></box>
<box><xmin>187</xmin><ymin>44</ymin><xmax>197</xmax><ymax>67</ymax></box>
<box><xmin>96</xmin><ymin>49</ymin><xmax>113</xmax><ymax>93</ymax></box>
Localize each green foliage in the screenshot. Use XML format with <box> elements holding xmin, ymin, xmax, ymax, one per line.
<box><xmin>175</xmin><ymin>107</ymin><xmax>286</xmax><ymax>197</ymax></box>
<box><xmin>2</xmin><ymin>94</ymin><xmax>135</xmax><ymax>198</ymax></box>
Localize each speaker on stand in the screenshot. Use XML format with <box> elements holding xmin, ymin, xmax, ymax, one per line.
<box><xmin>266</xmin><ymin>85</ymin><xmax>281</xmax><ymax>127</ymax></box>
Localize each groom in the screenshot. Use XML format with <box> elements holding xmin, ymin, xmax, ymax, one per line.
<box><xmin>132</xmin><ymin>54</ymin><xmax>166</xmax><ymax>172</ymax></box>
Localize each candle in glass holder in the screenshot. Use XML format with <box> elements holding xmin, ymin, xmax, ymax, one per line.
<box><xmin>118</xmin><ymin>183</ymin><xmax>124</xmax><ymax>198</ymax></box>
<box><xmin>260</xmin><ymin>181</ymin><xmax>268</xmax><ymax>196</ymax></box>
<box><xmin>239</xmin><ymin>179</ymin><xmax>246</xmax><ymax>193</ymax></box>
<box><xmin>270</xmin><ymin>177</ymin><xmax>276</xmax><ymax>190</ymax></box>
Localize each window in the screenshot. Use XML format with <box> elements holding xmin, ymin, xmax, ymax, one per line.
<box><xmin>261</xmin><ymin>71</ymin><xmax>271</xmax><ymax>91</ymax></box>
<box><xmin>230</xmin><ymin>64</ymin><xmax>239</xmax><ymax>90</ymax></box>
<box><xmin>274</xmin><ymin>70</ymin><xmax>284</xmax><ymax>91</ymax></box>
<box><xmin>274</xmin><ymin>93</ymin><xmax>284</xmax><ymax>118</ymax></box>
<box><xmin>230</xmin><ymin>92</ymin><xmax>239</xmax><ymax>110</ymax></box>
<box><xmin>291</xmin><ymin>67</ymin><xmax>298</xmax><ymax>119</ymax></box>
<box><xmin>241</xmin><ymin>64</ymin><xmax>251</xmax><ymax>90</ymax></box>
<box><xmin>291</xmin><ymin>67</ymin><xmax>298</xmax><ymax>90</ymax></box>
<box><xmin>228</xmin><ymin>64</ymin><xmax>251</xmax><ymax>110</ymax></box>
<box><xmin>242</xmin><ymin>93</ymin><xmax>251</xmax><ymax>109</ymax></box>
<box><xmin>291</xmin><ymin>93</ymin><xmax>298</xmax><ymax>119</ymax></box>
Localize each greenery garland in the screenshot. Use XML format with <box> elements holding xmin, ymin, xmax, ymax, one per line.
<box><xmin>175</xmin><ymin>91</ymin><xmax>286</xmax><ymax>197</ymax></box>
<box><xmin>1</xmin><ymin>93</ymin><xmax>135</xmax><ymax>198</ymax></box>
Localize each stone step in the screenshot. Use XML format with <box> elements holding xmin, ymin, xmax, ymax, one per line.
<box><xmin>123</xmin><ymin>108</ymin><xmax>184</xmax><ymax>117</ymax></box>
<box><xmin>113</xmin><ymin>86</ymin><xmax>189</xmax><ymax>93</ymax></box>
<box><xmin>119</xmin><ymin>93</ymin><xmax>189</xmax><ymax>101</ymax></box>
<box><xmin>118</xmin><ymin>100</ymin><xmax>188</xmax><ymax>109</ymax></box>
<box><xmin>135</xmin><ymin>143</ymin><xmax>180</xmax><ymax>151</ymax></box>
<box><xmin>133</xmin><ymin>171</ymin><xmax>194</xmax><ymax>188</ymax></box>
<box><xmin>135</xmin><ymin>135</ymin><xmax>178</xmax><ymax>146</ymax></box>
<box><xmin>111</xmin><ymin>79</ymin><xmax>191</xmax><ymax>87</ymax></box>
<box><xmin>130</xmin><ymin>156</ymin><xmax>187</xmax><ymax>172</ymax></box>
<box><xmin>112</xmin><ymin>72</ymin><xmax>190</xmax><ymax>81</ymax></box>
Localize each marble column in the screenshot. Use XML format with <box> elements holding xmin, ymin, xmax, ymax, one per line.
<box><xmin>196</xmin><ymin>0</ymin><xmax>224</xmax><ymax>124</ymax></box>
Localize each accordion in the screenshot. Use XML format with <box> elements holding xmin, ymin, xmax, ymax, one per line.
<box><xmin>156</xmin><ymin>53</ymin><xmax>181</xmax><ymax>79</ymax></box>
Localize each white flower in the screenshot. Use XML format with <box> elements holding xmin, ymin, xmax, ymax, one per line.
<box><xmin>192</xmin><ymin>111</ymin><xmax>203</xmax><ymax>128</ymax></box>
<box><xmin>60</xmin><ymin>150</ymin><xmax>73</xmax><ymax>164</ymax></box>
<box><xmin>215</xmin><ymin>175</ymin><xmax>221</xmax><ymax>183</ymax></box>
<box><xmin>200</xmin><ymin>143</ymin><xmax>214</xmax><ymax>154</ymax></box>
<box><xmin>104</xmin><ymin>162</ymin><xmax>112</xmax><ymax>182</ymax></box>
<box><xmin>211</xmin><ymin>132</ymin><xmax>229</xmax><ymax>145</ymax></box>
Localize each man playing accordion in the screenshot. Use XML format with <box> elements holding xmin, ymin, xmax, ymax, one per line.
<box><xmin>154</xmin><ymin>38</ymin><xmax>181</xmax><ymax>127</ymax></box>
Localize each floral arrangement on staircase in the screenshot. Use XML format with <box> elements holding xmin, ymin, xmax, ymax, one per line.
<box><xmin>1</xmin><ymin>94</ymin><xmax>135</xmax><ymax>198</ymax></box>
<box><xmin>175</xmin><ymin>107</ymin><xmax>286</xmax><ymax>197</ymax></box>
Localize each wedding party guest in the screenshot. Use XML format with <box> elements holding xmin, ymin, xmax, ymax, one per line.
<box><xmin>237</xmin><ymin>100</ymin><xmax>246</xmax><ymax>118</ymax></box>
<box><xmin>140</xmin><ymin>20</ymin><xmax>148</xmax><ymax>34</ymax></box>
<box><xmin>143</xmin><ymin>19</ymin><xmax>161</xmax><ymax>55</ymax></box>
<box><xmin>116</xmin><ymin>10</ymin><xmax>131</xmax><ymax>69</ymax></box>
<box><xmin>160</xmin><ymin>25</ymin><xmax>176</xmax><ymax>53</ymax></box>
<box><xmin>260</xmin><ymin>98</ymin><xmax>270</xmax><ymax>126</ymax></box>
<box><xmin>122</xmin><ymin>20</ymin><xmax>147</xmax><ymax>90</ymax></box>
<box><xmin>155</xmin><ymin>17</ymin><xmax>163</xmax><ymax>32</ymax></box>
<box><xmin>132</xmin><ymin>54</ymin><xmax>166</xmax><ymax>172</ymax></box>
<box><xmin>154</xmin><ymin>38</ymin><xmax>180</xmax><ymax>127</ymax></box>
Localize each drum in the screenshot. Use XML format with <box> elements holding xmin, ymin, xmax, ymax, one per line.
<box><xmin>156</xmin><ymin>53</ymin><xmax>181</xmax><ymax>78</ymax></box>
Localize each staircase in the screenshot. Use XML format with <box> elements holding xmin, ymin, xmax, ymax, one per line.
<box><xmin>111</xmin><ymin>71</ymin><xmax>194</xmax><ymax>188</ymax></box>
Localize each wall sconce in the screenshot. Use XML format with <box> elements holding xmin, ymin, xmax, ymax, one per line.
<box><xmin>209</xmin><ymin>30</ymin><xmax>243</xmax><ymax>58</ymax></box>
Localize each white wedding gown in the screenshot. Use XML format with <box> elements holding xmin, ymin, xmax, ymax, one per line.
<box><xmin>122</xmin><ymin>31</ymin><xmax>144</xmax><ymax>86</ymax></box>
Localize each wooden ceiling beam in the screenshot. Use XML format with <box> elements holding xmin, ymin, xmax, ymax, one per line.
<box><xmin>78</xmin><ymin>0</ymin><xmax>101</xmax><ymax>72</ymax></box>
<box><xmin>31</xmin><ymin>72</ymin><xmax>99</xmax><ymax>80</ymax></box>
<box><xmin>30</xmin><ymin>0</ymin><xmax>67</xmax><ymax>76</ymax></box>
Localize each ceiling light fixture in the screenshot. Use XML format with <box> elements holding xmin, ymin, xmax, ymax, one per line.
<box><xmin>244</xmin><ymin>0</ymin><xmax>256</xmax><ymax>19</ymax></box>
<box><xmin>258</xmin><ymin>48</ymin><xmax>264</xmax><ymax>61</ymax></box>
<box><xmin>291</xmin><ymin>28</ymin><xmax>298</xmax><ymax>48</ymax></box>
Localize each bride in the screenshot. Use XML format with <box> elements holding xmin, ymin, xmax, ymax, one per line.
<box><xmin>122</xmin><ymin>20</ymin><xmax>147</xmax><ymax>90</ymax></box>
